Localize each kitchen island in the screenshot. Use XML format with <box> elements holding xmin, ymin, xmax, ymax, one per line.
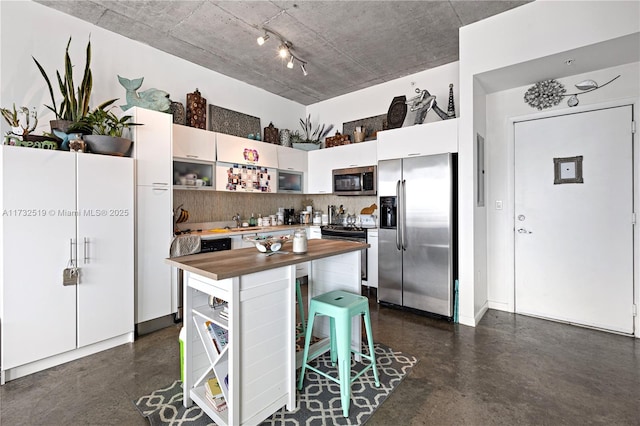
<box><xmin>166</xmin><ymin>239</ymin><xmax>368</xmax><ymax>426</ymax></box>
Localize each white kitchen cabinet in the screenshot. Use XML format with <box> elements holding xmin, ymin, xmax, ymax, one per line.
<box><xmin>131</xmin><ymin>107</ymin><xmax>173</xmax><ymax>186</ymax></box>
<box><xmin>230</xmin><ymin>234</ymin><xmax>256</xmax><ymax>249</ymax></box>
<box><xmin>365</xmin><ymin>229</ymin><xmax>378</xmax><ymax>289</ymax></box>
<box><xmin>1</xmin><ymin>146</ymin><xmax>134</xmax><ymax>383</ymax></box>
<box><xmin>277</xmin><ymin>145</ymin><xmax>307</xmax><ymax>172</ymax></box>
<box><xmin>307</xmin><ymin>141</ymin><xmax>377</xmax><ymax>194</ymax></box>
<box><xmin>173</xmin><ymin>159</ymin><xmax>215</xmax><ymax>190</ymax></box>
<box><xmin>172</xmin><ymin>124</ymin><xmax>216</xmax><ymax>162</ymax></box>
<box><xmin>216</xmin><ymin>133</ymin><xmax>278</xmax><ymax>168</ymax></box>
<box><xmin>377</xmin><ymin>118</ymin><xmax>458</xmax><ymax>160</ymax></box>
<box><xmin>215</xmin><ymin>163</ymin><xmax>277</xmax><ymax>193</ymax></box>
<box><xmin>132</xmin><ymin>107</ymin><xmax>175</xmax><ymax>325</ymax></box>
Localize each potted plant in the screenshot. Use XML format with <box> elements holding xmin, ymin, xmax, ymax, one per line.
<box><xmin>33</xmin><ymin>37</ymin><xmax>93</xmax><ymax>133</ymax></box>
<box><xmin>292</xmin><ymin>114</ymin><xmax>334</xmax><ymax>151</ymax></box>
<box><xmin>78</xmin><ymin>100</ymin><xmax>141</xmax><ymax>156</ymax></box>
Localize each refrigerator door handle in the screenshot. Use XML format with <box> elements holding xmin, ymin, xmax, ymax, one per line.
<box><xmin>395</xmin><ymin>179</ymin><xmax>402</xmax><ymax>250</ymax></box>
<box><xmin>401</xmin><ymin>179</ymin><xmax>407</xmax><ymax>250</ymax></box>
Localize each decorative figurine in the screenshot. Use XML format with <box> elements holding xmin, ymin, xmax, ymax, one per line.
<box><xmin>118</xmin><ymin>75</ymin><xmax>171</xmax><ymax>112</ymax></box>
<box><xmin>186</xmin><ymin>89</ymin><xmax>207</xmax><ymax>129</ymax></box>
<box><xmin>405</xmin><ymin>88</ymin><xmax>450</xmax><ymax>124</ymax></box>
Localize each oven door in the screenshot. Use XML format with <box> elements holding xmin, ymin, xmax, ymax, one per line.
<box><xmin>320</xmin><ymin>234</ymin><xmax>367</xmax><ymax>281</ymax></box>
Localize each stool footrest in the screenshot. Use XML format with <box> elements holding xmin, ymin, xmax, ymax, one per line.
<box><xmin>301</xmin><ymin>361</ymin><xmax>376</xmax><ymax>386</ymax></box>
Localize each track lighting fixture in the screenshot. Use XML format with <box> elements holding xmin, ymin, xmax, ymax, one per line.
<box><xmin>256</xmin><ymin>27</ymin><xmax>309</xmax><ymax>76</ymax></box>
<box><xmin>256</xmin><ymin>33</ymin><xmax>269</xmax><ymax>46</ymax></box>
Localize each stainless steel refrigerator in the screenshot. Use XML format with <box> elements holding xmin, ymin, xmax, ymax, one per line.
<box><xmin>378</xmin><ymin>153</ymin><xmax>457</xmax><ymax>318</ymax></box>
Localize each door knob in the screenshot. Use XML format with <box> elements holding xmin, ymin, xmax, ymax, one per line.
<box><xmin>517</xmin><ymin>228</ymin><xmax>532</xmax><ymax>234</ymax></box>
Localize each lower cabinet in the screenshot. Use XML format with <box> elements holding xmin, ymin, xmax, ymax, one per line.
<box><xmin>1</xmin><ymin>146</ymin><xmax>134</xmax><ymax>383</ymax></box>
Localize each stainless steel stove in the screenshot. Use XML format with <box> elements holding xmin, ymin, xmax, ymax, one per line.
<box><xmin>320</xmin><ymin>225</ymin><xmax>368</xmax><ymax>280</ymax></box>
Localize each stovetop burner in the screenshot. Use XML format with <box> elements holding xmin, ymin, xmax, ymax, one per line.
<box><xmin>321</xmin><ymin>224</ymin><xmax>364</xmax><ymax>231</ymax></box>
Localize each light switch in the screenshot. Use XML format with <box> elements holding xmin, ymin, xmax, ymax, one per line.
<box><xmin>495</xmin><ymin>200</ymin><xmax>503</xmax><ymax>210</ymax></box>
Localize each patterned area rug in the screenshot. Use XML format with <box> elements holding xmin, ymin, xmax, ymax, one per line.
<box><xmin>134</xmin><ymin>343</ymin><xmax>417</xmax><ymax>426</ymax></box>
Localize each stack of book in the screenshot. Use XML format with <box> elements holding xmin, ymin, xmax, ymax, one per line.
<box><xmin>205</xmin><ymin>321</ymin><xmax>229</xmax><ymax>353</ymax></box>
<box><xmin>204</xmin><ymin>377</ymin><xmax>226</xmax><ymax>412</ymax></box>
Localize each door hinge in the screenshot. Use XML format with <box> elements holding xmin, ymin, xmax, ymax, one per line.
<box><xmin>633</xmin><ymin>304</ymin><xmax>637</xmax><ymax>317</ymax></box>
<box><xmin>632</xmin><ymin>213</ymin><xmax>637</xmax><ymax>225</ymax></box>
<box><xmin>632</xmin><ymin>121</ymin><xmax>636</xmax><ymax>134</ymax></box>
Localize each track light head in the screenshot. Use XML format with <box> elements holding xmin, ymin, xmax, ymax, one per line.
<box><xmin>278</xmin><ymin>42</ymin><xmax>291</xmax><ymax>58</ymax></box>
<box><xmin>300</xmin><ymin>62</ymin><xmax>308</xmax><ymax>76</ymax></box>
<box><xmin>287</xmin><ymin>56</ymin><xmax>294</xmax><ymax>69</ymax></box>
<box><xmin>257</xmin><ymin>34</ymin><xmax>269</xmax><ymax>46</ymax></box>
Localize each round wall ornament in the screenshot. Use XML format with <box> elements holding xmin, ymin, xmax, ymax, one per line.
<box><xmin>523</xmin><ymin>79</ymin><xmax>566</xmax><ymax>110</ymax></box>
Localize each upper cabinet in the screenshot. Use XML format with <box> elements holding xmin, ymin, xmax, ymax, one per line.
<box><xmin>172</xmin><ymin>124</ymin><xmax>216</xmax><ymax>162</ymax></box>
<box><xmin>131</xmin><ymin>107</ymin><xmax>173</xmax><ymax>186</ymax></box>
<box><xmin>307</xmin><ymin>141</ymin><xmax>377</xmax><ymax>194</ymax></box>
<box><xmin>377</xmin><ymin>118</ymin><xmax>458</xmax><ymax>160</ymax></box>
<box><xmin>276</xmin><ymin>145</ymin><xmax>307</xmax><ymax>173</ymax></box>
<box><xmin>216</xmin><ymin>133</ymin><xmax>278</xmax><ymax>168</ymax></box>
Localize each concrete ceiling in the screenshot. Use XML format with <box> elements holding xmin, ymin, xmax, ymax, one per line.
<box><xmin>35</xmin><ymin>0</ymin><xmax>531</xmax><ymax>105</ymax></box>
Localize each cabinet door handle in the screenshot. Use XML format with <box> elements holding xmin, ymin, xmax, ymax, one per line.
<box><xmin>83</xmin><ymin>237</ymin><xmax>89</xmax><ymax>264</ymax></box>
<box><xmin>152</xmin><ymin>188</ymin><xmax>169</xmax><ymax>192</ymax></box>
<box><xmin>69</xmin><ymin>238</ymin><xmax>76</xmax><ymax>266</ymax></box>
<box><xmin>186</xmin><ymin>155</ymin><xmax>199</xmax><ymax>158</ymax></box>
<box><xmin>407</xmin><ymin>153</ymin><xmax>422</xmax><ymax>156</ymax></box>
<box><xmin>152</xmin><ymin>182</ymin><xmax>169</xmax><ymax>186</ymax></box>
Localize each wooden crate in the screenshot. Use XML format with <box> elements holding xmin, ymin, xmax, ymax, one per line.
<box><xmin>325</xmin><ymin>133</ymin><xmax>351</xmax><ymax>148</ymax></box>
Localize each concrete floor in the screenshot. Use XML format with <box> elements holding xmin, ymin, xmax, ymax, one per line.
<box><xmin>1</xmin><ymin>288</ymin><xmax>639</xmax><ymax>425</ymax></box>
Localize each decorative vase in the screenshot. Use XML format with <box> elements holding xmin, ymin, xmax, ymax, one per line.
<box><xmin>50</xmin><ymin>119</ymin><xmax>73</xmax><ymax>134</ymax></box>
<box><xmin>170</xmin><ymin>101</ymin><xmax>186</xmax><ymax>125</ymax></box>
<box><xmin>279</xmin><ymin>129</ymin><xmax>291</xmax><ymax>147</ymax></box>
<box><xmin>186</xmin><ymin>89</ymin><xmax>206</xmax><ymax>129</ymax></box>
<box><xmin>84</xmin><ymin>135</ymin><xmax>133</xmax><ymax>156</ymax></box>
<box><xmin>292</xmin><ymin>142</ymin><xmax>320</xmax><ymax>151</ymax></box>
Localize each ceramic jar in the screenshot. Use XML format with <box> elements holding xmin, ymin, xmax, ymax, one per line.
<box><xmin>292</xmin><ymin>229</ymin><xmax>308</xmax><ymax>254</ymax></box>
<box><xmin>279</xmin><ymin>129</ymin><xmax>291</xmax><ymax>147</ymax></box>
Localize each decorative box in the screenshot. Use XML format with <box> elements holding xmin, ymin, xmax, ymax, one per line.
<box><xmin>263</xmin><ymin>122</ymin><xmax>279</xmax><ymax>144</ymax></box>
<box><xmin>325</xmin><ymin>133</ymin><xmax>351</xmax><ymax>148</ymax></box>
<box><xmin>186</xmin><ymin>89</ymin><xmax>206</xmax><ymax>129</ymax></box>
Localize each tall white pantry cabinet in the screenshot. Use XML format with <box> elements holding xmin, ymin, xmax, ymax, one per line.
<box><xmin>130</xmin><ymin>107</ymin><xmax>175</xmax><ymax>325</ymax></box>
<box><xmin>0</xmin><ymin>145</ymin><xmax>134</xmax><ymax>384</ymax></box>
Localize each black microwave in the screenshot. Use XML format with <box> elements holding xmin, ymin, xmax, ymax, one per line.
<box><xmin>332</xmin><ymin>166</ymin><xmax>377</xmax><ymax>196</ymax></box>
<box><xmin>278</xmin><ymin>170</ymin><xmax>303</xmax><ymax>193</ymax></box>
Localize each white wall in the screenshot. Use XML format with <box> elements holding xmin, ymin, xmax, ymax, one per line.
<box><xmin>307</xmin><ymin>62</ymin><xmax>459</xmax><ymax>137</ymax></box>
<box><xmin>459</xmin><ymin>0</ymin><xmax>640</xmax><ymax>327</ymax></box>
<box><xmin>486</xmin><ymin>62</ymin><xmax>640</xmax><ymax>311</ymax></box>
<box><xmin>0</xmin><ymin>1</ymin><xmax>305</xmax><ymax>137</ymax></box>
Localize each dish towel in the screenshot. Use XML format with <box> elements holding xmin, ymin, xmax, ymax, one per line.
<box><xmin>170</xmin><ymin>235</ymin><xmax>201</xmax><ymax>257</ymax></box>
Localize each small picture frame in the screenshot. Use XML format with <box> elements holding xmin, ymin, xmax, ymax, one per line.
<box><xmin>554</xmin><ymin>156</ymin><xmax>583</xmax><ymax>184</ymax></box>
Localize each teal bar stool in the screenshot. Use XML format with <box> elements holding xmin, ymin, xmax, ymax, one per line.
<box><xmin>298</xmin><ymin>290</ymin><xmax>380</xmax><ymax>417</ymax></box>
<box><xmin>295</xmin><ymin>279</ymin><xmax>306</xmax><ymax>339</ymax></box>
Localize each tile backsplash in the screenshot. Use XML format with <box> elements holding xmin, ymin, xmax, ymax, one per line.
<box><xmin>173</xmin><ymin>190</ymin><xmax>377</xmax><ymax>224</ymax></box>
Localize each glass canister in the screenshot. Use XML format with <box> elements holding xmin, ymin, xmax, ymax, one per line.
<box><xmin>292</xmin><ymin>229</ymin><xmax>308</xmax><ymax>254</ymax></box>
<box><xmin>313</xmin><ymin>211</ymin><xmax>322</xmax><ymax>225</ymax></box>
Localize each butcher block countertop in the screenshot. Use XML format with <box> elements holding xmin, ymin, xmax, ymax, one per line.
<box><xmin>166</xmin><ymin>239</ymin><xmax>368</xmax><ymax>281</ymax></box>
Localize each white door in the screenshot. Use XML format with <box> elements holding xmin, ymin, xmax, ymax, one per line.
<box><xmin>77</xmin><ymin>154</ymin><xmax>134</xmax><ymax>346</ymax></box>
<box><xmin>2</xmin><ymin>147</ymin><xmax>77</xmax><ymax>369</ymax></box>
<box><xmin>514</xmin><ymin>105</ymin><xmax>634</xmax><ymax>334</ymax></box>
